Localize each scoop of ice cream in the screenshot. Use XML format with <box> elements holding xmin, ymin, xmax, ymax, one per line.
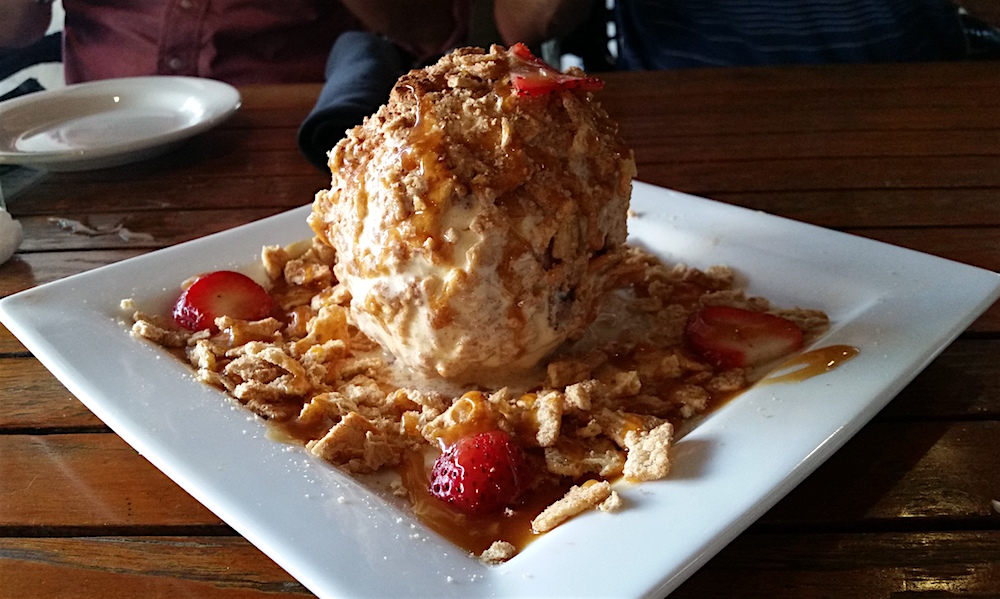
<box><xmin>309</xmin><ymin>45</ymin><xmax>636</xmax><ymax>381</ymax></box>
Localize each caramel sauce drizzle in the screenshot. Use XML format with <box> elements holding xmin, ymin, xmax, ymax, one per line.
<box><xmin>390</xmin><ymin>389</ymin><xmax>569</xmax><ymax>554</ymax></box>
<box><xmin>758</xmin><ymin>345</ymin><xmax>860</xmax><ymax>386</ymax></box>
<box><xmin>397</xmin><ymin>90</ymin><xmax>453</xmax><ymax>257</ymax></box>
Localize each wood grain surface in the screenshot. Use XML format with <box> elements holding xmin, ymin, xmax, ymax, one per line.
<box><xmin>1</xmin><ymin>62</ymin><xmax>999</xmax><ymax>598</ymax></box>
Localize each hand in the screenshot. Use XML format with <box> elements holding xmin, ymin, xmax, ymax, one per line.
<box><xmin>493</xmin><ymin>0</ymin><xmax>594</xmax><ymax>46</ymax></box>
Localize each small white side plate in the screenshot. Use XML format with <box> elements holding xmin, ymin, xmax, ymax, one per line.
<box><xmin>2</xmin><ymin>182</ymin><xmax>999</xmax><ymax>598</ymax></box>
<box><xmin>0</xmin><ymin>76</ymin><xmax>240</xmax><ymax>171</ymax></box>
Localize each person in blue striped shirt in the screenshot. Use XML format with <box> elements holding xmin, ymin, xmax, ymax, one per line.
<box><xmin>495</xmin><ymin>0</ymin><xmax>1000</xmax><ymax>69</ymax></box>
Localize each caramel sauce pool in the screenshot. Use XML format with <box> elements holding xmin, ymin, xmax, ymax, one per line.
<box><xmin>267</xmin><ymin>419</ymin><xmax>576</xmax><ymax>557</ymax></box>
<box><xmin>397</xmin><ymin>451</ymin><xmax>574</xmax><ymax>556</ymax></box>
<box><xmin>265</xmin><ymin>343</ymin><xmax>859</xmax><ymax>558</ymax></box>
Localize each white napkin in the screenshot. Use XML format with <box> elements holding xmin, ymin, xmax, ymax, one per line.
<box><xmin>0</xmin><ymin>207</ymin><xmax>23</xmax><ymax>264</ymax></box>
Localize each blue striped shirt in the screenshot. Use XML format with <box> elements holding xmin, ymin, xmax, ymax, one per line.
<box><xmin>615</xmin><ymin>0</ymin><xmax>969</xmax><ymax>69</ymax></box>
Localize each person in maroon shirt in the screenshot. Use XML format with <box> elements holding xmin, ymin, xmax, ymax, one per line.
<box><xmin>0</xmin><ymin>0</ymin><xmax>469</xmax><ymax>85</ymax></box>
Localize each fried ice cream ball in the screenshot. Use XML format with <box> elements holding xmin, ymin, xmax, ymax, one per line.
<box><xmin>308</xmin><ymin>45</ymin><xmax>636</xmax><ymax>381</ymax></box>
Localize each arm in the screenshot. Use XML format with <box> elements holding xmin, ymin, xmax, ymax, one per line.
<box><xmin>0</xmin><ymin>0</ymin><xmax>52</xmax><ymax>49</ymax></box>
<box><xmin>340</xmin><ymin>0</ymin><xmax>469</xmax><ymax>60</ymax></box>
<box><xmin>493</xmin><ymin>0</ymin><xmax>594</xmax><ymax>46</ymax></box>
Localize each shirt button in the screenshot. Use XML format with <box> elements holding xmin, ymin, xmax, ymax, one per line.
<box><xmin>167</xmin><ymin>56</ymin><xmax>184</xmax><ymax>70</ymax></box>
<box><xmin>179</xmin><ymin>0</ymin><xmax>195</xmax><ymax>8</ymax></box>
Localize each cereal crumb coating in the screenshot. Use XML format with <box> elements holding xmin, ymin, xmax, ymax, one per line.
<box><xmin>309</xmin><ymin>45</ymin><xmax>637</xmax><ymax>381</ymax></box>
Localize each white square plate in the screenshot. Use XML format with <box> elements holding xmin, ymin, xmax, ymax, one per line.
<box><xmin>3</xmin><ymin>181</ymin><xmax>999</xmax><ymax>598</ymax></box>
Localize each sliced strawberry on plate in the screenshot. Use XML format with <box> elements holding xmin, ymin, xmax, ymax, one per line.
<box><xmin>685</xmin><ymin>305</ymin><xmax>804</xmax><ymax>370</ymax></box>
<box><xmin>172</xmin><ymin>270</ymin><xmax>275</xmax><ymax>332</ymax></box>
<box><xmin>429</xmin><ymin>430</ymin><xmax>532</xmax><ymax>515</ymax></box>
<box><xmin>508</xmin><ymin>42</ymin><xmax>604</xmax><ymax>96</ymax></box>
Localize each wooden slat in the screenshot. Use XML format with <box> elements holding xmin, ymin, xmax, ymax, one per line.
<box><xmin>0</xmin><ymin>326</ymin><xmax>27</xmax><ymax>354</ymax></box>
<box><xmin>0</xmin><ymin>250</ymin><xmax>148</xmax><ymax>297</ymax></box>
<box><xmin>636</xmin><ymin>156</ymin><xmax>1000</xmax><ymax>196</ymax></box>
<box><xmin>22</xmin><ymin>148</ymin><xmax>319</xmax><ymax>186</ymax></box>
<box><xmin>17</xmin><ymin>208</ymin><xmax>288</xmax><ymax>252</ymax></box>
<box><xmin>609</xmin><ymin>99</ymin><xmax>1000</xmax><ymax>136</ymax></box>
<box><xmin>236</xmin><ymin>83</ymin><xmax>323</xmax><ymax>112</ymax></box>
<box><xmin>3</xmin><ymin>531</ymin><xmax>999</xmax><ymax>599</ymax></box>
<box><xmin>0</xmin><ymin>357</ymin><xmax>104</xmax><ymax>431</ymax></box>
<box><xmin>878</xmin><ymin>339</ymin><xmax>1000</xmax><ymax>420</ymax></box>
<box><xmin>626</xmin><ymin>129</ymin><xmax>1000</xmax><ymax>164</ymax></box>
<box><xmin>0</xmin><ymin>434</ymin><xmax>221</xmax><ymax>528</ymax></box>
<box><xmin>10</xmin><ymin>174</ymin><xmax>324</xmax><ymax>216</ymax></box>
<box><xmin>709</xmin><ymin>189</ymin><xmax>1000</xmax><ymax>229</ymax></box>
<box><xmin>762</xmin><ymin>420</ymin><xmax>1000</xmax><ymax>527</ymax></box>
<box><xmin>221</xmin><ymin>109</ymin><xmax>311</xmax><ymax>131</ymax></box>
<box><xmin>0</xmin><ymin>537</ymin><xmax>310</xmax><ymax>599</ymax></box>
<box><xmin>672</xmin><ymin>530</ymin><xmax>1000</xmax><ymax>599</ymax></box>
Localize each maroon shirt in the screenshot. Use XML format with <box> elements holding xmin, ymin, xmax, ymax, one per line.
<box><xmin>62</xmin><ymin>0</ymin><xmax>364</xmax><ymax>84</ymax></box>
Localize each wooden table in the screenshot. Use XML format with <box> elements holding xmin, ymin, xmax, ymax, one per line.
<box><xmin>2</xmin><ymin>61</ymin><xmax>999</xmax><ymax>598</ymax></box>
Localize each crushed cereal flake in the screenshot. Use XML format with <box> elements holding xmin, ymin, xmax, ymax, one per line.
<box><xmin>599</xmin><ymin>490</ymin><xmax>623</xmax><ymax>512</ymax></box>
<box><xmin>532</xmin><ymin>480</ymin><xmax>614</xmax><ymax>533</ymax></box>
<box><xmin>480</xmin><ymin>541</ymin><xmax>517</xmax><ymax>564</ymax></box>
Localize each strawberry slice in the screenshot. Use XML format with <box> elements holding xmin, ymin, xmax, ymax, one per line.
<box><xmin>509</xmin><ymin>42</ymin><xmax>604</xmax><ymax>96</ymax></box>
<box><xmin>685</xmin><ymin>305</ymin><xmax>804</xmax><ymax>370</ymax></box>
<box><xmin>429</xmin><ymin>430</ymin><xmax>532</xmax><ymax>515</ymax></box>
<box><xmin>172</xmin><ymin>270</ymin><xmax>275</xmax><ymax>332</ymax></box>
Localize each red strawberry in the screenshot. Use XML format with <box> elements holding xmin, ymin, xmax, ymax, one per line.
<box><xmin>172</xmin><ymin>270</ymin><xmax>275</xmax><ymax>332</ymax></box>
<box><xmin>429</xmin><ymin>430</ymin><xmax>531</xmax><ymax>515</ymax></box>
<box><xmin>685</xmin><ymin>305</ymin><xmax>804</xmax><ymax>370</ymax></box>
<box><xmin>509</xmin><ymin>42</ymin><xmax>604</xmax><ymax>96</ymax></box>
